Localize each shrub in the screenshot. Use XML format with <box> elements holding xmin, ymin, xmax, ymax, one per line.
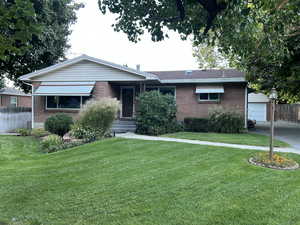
<box><xmin>76</xmin><ymin>98</ymin><xmax>120</xmax><ymax>139</ymax></box>
<box><xmin>41</xmin><ymin>134</ymin><xmax>63</xmax><ymax>153</ymax></box>
<box><xmin>45</xmin><ymin>113</ymin><xmax>73</xmax><ymax>137</ymax></box>
<box><xmin>136</xmin><ymin>91</ymin><xmax>179</xmax><ymax>136</ymax></box>
<box><xmin>69</xmin><ymin>123</ymin><xmax>99</xmax><ymax>142</ymax></box>
<box><xmin>184</xmin><ymin>118</ymin><xmax>209</xmax><ymax>132</ymax></box>
<box><xmin>15</xmin><ymin>128</ymin><xmax>31</xmax><ymax>136</ymax></box>
<box><xmin>30</xmin><ymin>128</ymin><xmax>49</xmax><ymax>138</ymax></box>
<box><xmin>208</xmin><ymin>107</ymin><xmax>245</xmax><ymax>133</ymax></box>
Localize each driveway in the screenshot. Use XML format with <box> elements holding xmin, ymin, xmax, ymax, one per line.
<box><xmin>250</xmin><ymin>122</ymin><xmax>300</xmax><ymax>150</ymax></box>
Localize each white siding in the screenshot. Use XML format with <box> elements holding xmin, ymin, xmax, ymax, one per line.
<box><xmin>248</xmin><ymin>103</ymin><xmax>267</xmax><ymax>121</ymax></box>
<box><xmin>248</xmin><ymin>93</ymin><xmax>269</xmax><ymax>103</ymax></box>
<box><xmin>31</xmin><ymin>60</ymin><xmax>145</xmax><ymax>81</ymax></box>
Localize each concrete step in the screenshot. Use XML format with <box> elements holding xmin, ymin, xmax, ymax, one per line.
<box><xmin>111</xmin><ymin>127</ymin><xmax>136</xmax><ymax>133</ymax></box>
<box><xmin>111</xmin><ymin>120</ymin><xmax>136</xmax><ymax>133</ymax></box>
<box><xmin>112</xmin><ymin>120</ymin><xmax>136</xmax><ymax>125</ymax></box>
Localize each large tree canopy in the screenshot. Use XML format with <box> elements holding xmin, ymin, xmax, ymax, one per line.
<box><xmin>0</xmin><ymin>0</ymin><xmax>83</xmax><ymax>92</ymax></box>
<box><xmin>0</xmin><ymin>0</ymin><xmax>39</xmax><ymax>61</ymax></box>
<box><xmin>98</xmin><ymin>0</ymin><xmax>300</xmax><ymax>102</ymax></box>
<box><xmin>193</xmin><ymin>42</ymin><xmax>229</xmax><ymax>69</ymax></box>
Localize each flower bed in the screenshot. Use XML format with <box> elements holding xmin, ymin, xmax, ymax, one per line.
<box><xmin>249</xmin><ymin>152</ymin><xmax>299</xmax><ymax>170</ymax></box>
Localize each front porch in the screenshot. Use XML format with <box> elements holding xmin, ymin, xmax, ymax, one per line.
<box><xmin>109</xmin><ymin>81</ymin><xmax>155</xmax><ymax>119</ymax></box>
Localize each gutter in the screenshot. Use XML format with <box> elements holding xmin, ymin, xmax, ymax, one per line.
<box><xmin>160</xmin><ymin>77</ymin><xmax>246</xmax><ymax>84</ymax></box>
<box><xmin>22</xmin><ymin>81</ymin><xmax>34</xmax><ymax>129</ymax></box>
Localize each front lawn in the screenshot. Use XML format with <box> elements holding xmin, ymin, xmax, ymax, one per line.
<box><xmin>163</xmin><ymin>132</ymin><xmax>289</xmax><ymax>147</ymax></box>
<box><xmin>0</xmin><ymin>136</ymin><xmax>299</xmax><ymax>225</ymax></box>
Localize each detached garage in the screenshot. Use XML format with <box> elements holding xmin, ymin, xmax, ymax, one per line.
<box><xmin>248</xmin><ymin>93</ymin><xmax>269</xmax><ymax>122</ymax></box>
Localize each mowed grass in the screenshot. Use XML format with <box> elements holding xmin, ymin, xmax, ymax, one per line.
<box><xmin>163</xmin><ymin>132</ymin><xmax>290</xmax><ymax>147</ymax></box>
<box><xmin>0</xmin><ymin>136</ymin><xmax>300</xmax><ymax>225</ymax></box>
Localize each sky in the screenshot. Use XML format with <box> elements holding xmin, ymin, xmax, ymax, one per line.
<box><xmin>68</xmin><ymin>0</ymin><xmax>199</xmax><ymax>71</ymax></box>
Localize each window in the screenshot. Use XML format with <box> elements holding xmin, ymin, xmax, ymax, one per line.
<box><xmin>59</xmin><ymin>96</ymin><xmax>81</xmax><ymax>109</ymax></box>
<box><xmin>82</xmin><ymin>96</ymin><xmax>92</xmax><ymax>105</ymax></box>
<box><xmin>159</xmin><ymin>87</ymin><xmax>175</xmax><ymax>96</ymax></box>
<box><xmin>146</xmin><ymin>86</ymin><xmax>175</xmax><ymax>96</ymax></box>
<box><xmin>46</xmin><ymin>96</ymin><xmax>92</xmax><ymax>109</ymax></box>
<box><xmin>199</xmin><ymin>93</ymin><xmax>220</xmax><ymax>101</ymax></box>
<box><xmin>145</xmin><ymin>87</ymin><xmax>158</xmax><ymax>92</ymax></box>
<box><xmin>10</xmin><ymin>96</ymin><xmax>17</xmax><ymax>107</ymax></box>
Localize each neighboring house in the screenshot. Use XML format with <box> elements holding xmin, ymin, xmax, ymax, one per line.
<box><xmin>0</xmin><ymin>87</ymin><xmax>31</xmax><ymax>108</ymax></box>
<box><xmin>248</xmin><ymin>93</ymin><xmax>270</xmax><ymax>122</ymax></box>
<box><xmin>19</xmin><ymin>55</ymin><xmax>247</xmax><ymax>129</ymax></box>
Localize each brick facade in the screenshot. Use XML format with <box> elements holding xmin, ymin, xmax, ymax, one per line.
<box><xmin>175</xmin><ymin>83</ymin><xmax>246</xmax><ymax>121</ymax></box>
<box><xmin>32</xmin><ymin>81</ymin><xmax>117</xmax><ymax>127</ymax></box>
<box><xmin>32</xmin><ymin>81</ymin><xmax>247</xmax><ymax>127</ymax></box>
<box><xmin>0</xmin><ymin>95</ymin><xmax>31</xmax><ymax>108</ymax></box>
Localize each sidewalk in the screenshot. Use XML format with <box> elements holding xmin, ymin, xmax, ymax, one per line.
<box><xmin>116</xmin><ymin>132</ymin><xmax>300</xmax><ymax>155</ymax></box>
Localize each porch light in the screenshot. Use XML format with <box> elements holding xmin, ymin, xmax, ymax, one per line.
<box><xmin>269</xmin><ymin>87</ymin><xmax>278</xmax><ymax>100</ymax></box>
<box><xmin>268</xmin><ymin>87</ymin><xmax>278</xmax><ymax>160</ymax></box>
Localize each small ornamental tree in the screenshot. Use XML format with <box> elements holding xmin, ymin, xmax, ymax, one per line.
<box><xmin>136</xmin><ymin>91</ymin><xmax>180</xmax><ymax>136</ymax></box>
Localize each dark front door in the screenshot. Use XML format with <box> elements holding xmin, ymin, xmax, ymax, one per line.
<box><xmin>121</xmin><ymin>87</ymin><xmax>134</xmax><ymax>118</ymax></box>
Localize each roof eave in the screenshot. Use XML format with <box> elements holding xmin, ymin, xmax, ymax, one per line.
<box><xmin>0</xmin><ymin>93</ymin><xmax>31</xmax><ymax>97</ymax></box>
<box><xmin>18</xmin><ymin>55</ymin><xmax>159</xmax><ymax>81</ymax></box>
<box><xmin>160</xmin><ymin>78</ymin><xmax>246</xmax><ymax>84</ymax></box>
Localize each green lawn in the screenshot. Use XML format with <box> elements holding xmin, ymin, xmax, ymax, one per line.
<box><xmin>162</xmin><ymin>132</ymin><xmax>290</xmax><ymax>147</ymax></box>
<box><xmin>0</xmin><ymin>136</ymin><xmax>300</xmax><ymax>225</ymax></box>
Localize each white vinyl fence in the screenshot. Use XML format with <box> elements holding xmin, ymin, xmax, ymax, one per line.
<box><xmin>0</xmin><ymin>107</ymin><xmax>32</xmax><ymax>133</ymax></box>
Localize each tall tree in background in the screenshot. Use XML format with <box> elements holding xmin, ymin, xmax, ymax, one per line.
<box><xmin>0</xmin><ymin>0</ymin><xmax>83</xmax><ymax>92</ymax></box>
<box><xmin>0</xmin><ymin>0</ymin><xmax>39</xmax><ymax>60</ymax></box>
<box><xmin>193</xmin><ymin>43</ymin><xmax>229</xmax><ymax>69</ymax></box>
<box><xmin>98</xmin><ymin>0</ymin><xmax>300</xmax><ymax>102</ymax></box>
<box><xmin>0</xmin><ymin>78</ymin><xmax>4</xmax><ymax>89</ymax></box>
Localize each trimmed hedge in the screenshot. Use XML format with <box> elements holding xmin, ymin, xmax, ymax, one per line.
<box><xmin>183</xmin><ymin>108</ymin><xmax>245</xmax><ymax>133</ymax></box>
<box><xmin>209</xmin><ymin>108</ymin><xmax>244</xmax><ymax>133</ymax></box>
<box><xmin>184</xmin><ymin>118</ymin><xmax>209</xmax><ymax>132</ymax></box>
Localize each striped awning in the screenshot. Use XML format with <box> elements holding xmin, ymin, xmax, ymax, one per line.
<box><xmin>195</xmin><ymin>85</ymin><xmax>224</xmax><ymax>94</ymax></box>
<box><xmin>34</xmin><ymin>82</ymin><xmax>95</xmax><ymax>96</ymax></box>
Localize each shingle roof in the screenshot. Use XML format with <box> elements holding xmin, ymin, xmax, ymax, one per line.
<box><xmin>148</xmin><ymin>69</ymin><xmax>245</xmax><ymax>80</ymax></box>
<box><xmin>0</xmin><ymin>87</ymin><xmax>30</xmax><ymax>96</ymax></box>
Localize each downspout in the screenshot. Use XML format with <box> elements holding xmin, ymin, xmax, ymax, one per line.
<box><xmin>244</xmin><ymin>85</ymin><xmax>248</xmax><ymax>129</ymax></box>
<box><xmin>22</xmin><ymin>81</ymin><xmax>34</xmax><ymax>129</ymax></box>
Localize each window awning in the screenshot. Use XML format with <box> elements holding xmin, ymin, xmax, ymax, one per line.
<box><xmin>34</xmin><ymin>82</ymin><xmax>95</xmax><ymax>96</ymax></box>
<box><xmin>195</xmin><ymin>85</ymin><xmax>224</xmax><ymax>94</ymax></box>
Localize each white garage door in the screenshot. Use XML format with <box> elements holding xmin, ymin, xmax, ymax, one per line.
<box><xmin>248</xmin><ymin>103</ymin><xmax>267</xmax><ymax>122</ymax></box>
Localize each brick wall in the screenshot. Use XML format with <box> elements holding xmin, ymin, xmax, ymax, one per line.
<box><xmin>0</xmin><ymin>95</ymin><xmax>31</xmax><ymax>107</ymax></box>
<box><xmin>32</xmin><ymin>81</ymin><xmax>117</xmax><ymax>127</ymax></box>
<box><xmin>175</xmin><ymin>83</ymin><xmax>246</xmax><ymax>121</ymax></box>
<box><xmin>18</xmin><ymin>96</ymin><xmax>31</xmax><ymax>107</ymax></box>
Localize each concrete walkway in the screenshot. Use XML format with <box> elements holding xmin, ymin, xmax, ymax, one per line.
<box><xmin>0</xmin><ymin>132</ymin><xmax>19</xmax><ymax>136</ymax></box>
<box><xmin>116</xmin><ymin>132</ymin><xmax>300</xmax><ymax>155</ymax></box>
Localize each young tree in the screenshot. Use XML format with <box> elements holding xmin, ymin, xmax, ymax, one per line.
<box><xmin>0</xmin><ymin>0</ymin><xmax>83</xmax><ymax>92</ymax></box>
<box><xmin>98</xmin><ymin>0</ymin><xmax>300</xmax><ymax>102</ymax></box>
